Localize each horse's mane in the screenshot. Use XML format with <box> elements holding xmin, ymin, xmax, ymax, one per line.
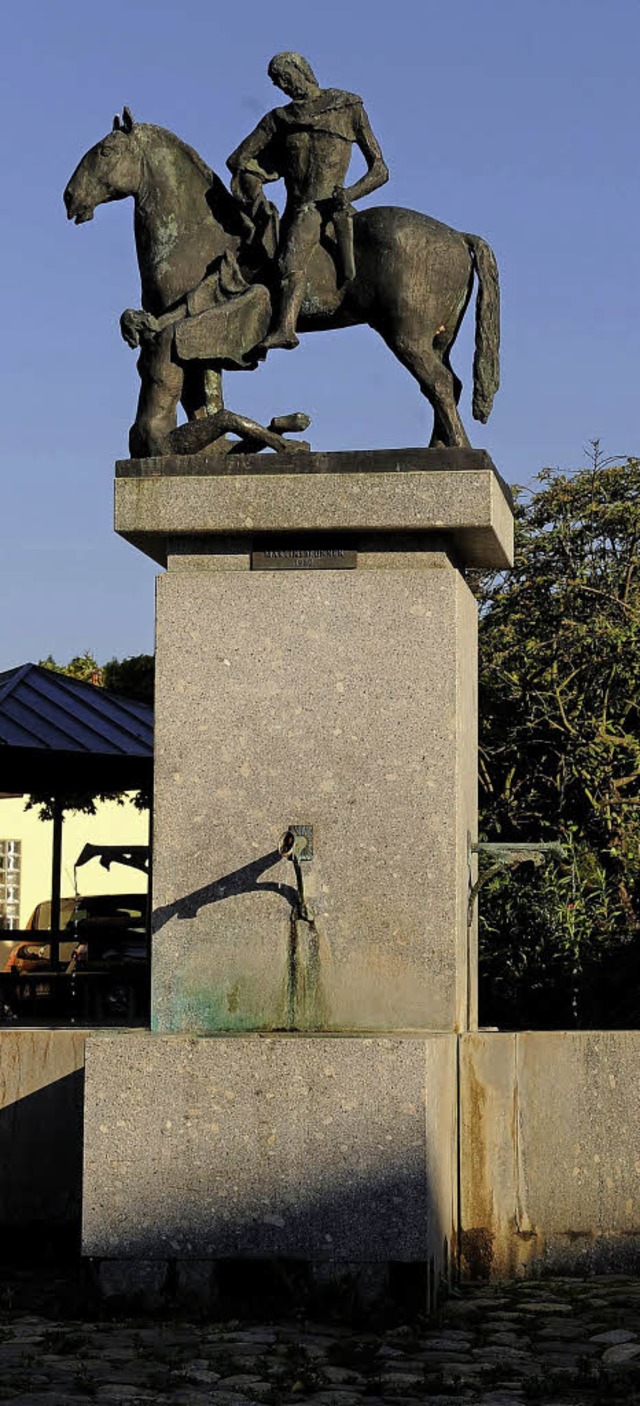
<box><xmin>139</xmin><ymin>123</ymin><xmax>244</xmax><ymax>237</ymax></box>
<box><xmin>145</xmin><ymin>124</ymin><xmax>214</xmax><ymax>183</ymax></box>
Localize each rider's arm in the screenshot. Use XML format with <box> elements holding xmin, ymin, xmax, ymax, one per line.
<box><xmin>227</xmin><ymin>113</ymin><xmax>280</xmax><ymax>216</ymax></box>
<box><xmin>226</xmin><ymin>112</ymin><xmax>278</xmax><ymax>176</ymax></box>
<box><xmin>342</xmin><ymin>104</ymin><xmax>389</xmax><ymax>205</ymax></box>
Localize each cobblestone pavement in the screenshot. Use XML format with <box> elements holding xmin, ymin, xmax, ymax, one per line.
<box><xmin>2</xmin><ymin>1272</ymin><xmax>640</xmax><ymax>1403</ymax></box>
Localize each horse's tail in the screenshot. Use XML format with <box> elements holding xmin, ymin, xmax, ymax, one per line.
<box><xmin>464</xmin><ymin>233</ymin><xmax>500</xmax><ymax>423</ymax></box>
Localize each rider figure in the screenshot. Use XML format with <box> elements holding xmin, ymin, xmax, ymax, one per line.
<box><xmin>227</xmin><ymin>52</ymin><xmax>389</xmax><ymax>351</ymax></box>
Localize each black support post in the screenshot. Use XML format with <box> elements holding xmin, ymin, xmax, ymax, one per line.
<box><xmin>50</xmin><ymin>799</ymin><xmax>63</xmax><ymax>967</ymax></box>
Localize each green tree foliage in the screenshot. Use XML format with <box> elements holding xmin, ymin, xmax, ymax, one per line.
<box><xmin>39</xmin><ymin>650</ymin><xmax>100</xmax><ymax>682</ymax></box>
<box><xmin>28</xmin><ymin>652</ymin><xmax>154</xmax><ymax>819</ymax></box>
<box><xmin>103</xmin><ymin>654</ymin><xmax>154</xmax><ymax>704</ymax></box>
<box><xmin>475</xmin><ymin>454</ymin><xmax>640</xmax><ymax>1027</ymax></box>
<box><xmin>39</xmin><ymin>650</ymin><xmax>154</xmax><ymax>702</ymax></box>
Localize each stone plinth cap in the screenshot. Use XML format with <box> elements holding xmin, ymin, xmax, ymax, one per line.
<box><xmin>114</xmin><ymin>447</ymin><xmax>514</xmax><ymax>568</ymax></box>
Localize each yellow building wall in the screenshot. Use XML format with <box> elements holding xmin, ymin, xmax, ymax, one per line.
<box><xmin>0</xmin><ymin>794</ymin><xmax>149</xmax><ymax>929</ymax></box>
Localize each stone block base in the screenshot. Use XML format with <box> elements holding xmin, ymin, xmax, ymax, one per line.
<box><xmin>83</xmin><ymin>1032</ymin><xmax>457</xmax><ymax>1309</ymax></box>
<box><xmin>91</xmin><ymin>1255</ymin><xmax>430</xmax><ymax>1316</ymax></box>
<box><xmin>459</xmin><ymin>1030</ymin><xmax>640</xmax><ymax>1278</ymax></box>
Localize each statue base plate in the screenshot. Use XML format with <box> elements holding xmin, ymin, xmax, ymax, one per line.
<box><xmin>115</xmin><ymin>447</ymin><xmax>514</xmax><ymax>569</ymax></box>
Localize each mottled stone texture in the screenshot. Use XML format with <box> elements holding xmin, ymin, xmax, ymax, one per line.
<box><xmin>152</xmin><ymin>554</ymin><xmax>477</xmax><ymax>1034</ymax></box>
<box><xmin>115</xmin><ymin>456</ymin><xmax>514</xmax><ymax>569</ymax></box>
<box><xmin>82</xmin><ymin>1032</ymin><xmax>457</xmax><ymax>1268</ymax></box>
<box><xmin>459</xmin><ymin>1031</ymin><xmax>640</xmax><ymax>1278</ymax></box>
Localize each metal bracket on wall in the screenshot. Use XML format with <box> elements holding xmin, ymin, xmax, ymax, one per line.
<box><xmin>278</xmin><ymin>826</ymin><xmax>314</xmax><ymax>922</ymax></box>
<box><xmin>467</xmin><ymin>838</ymin><xmax>565</xmax><ymax>929</ymax></box>
<box><xmin>282</xmin><ymin>825</ymin><xmax>314</xmax><ymax>862</ymax></box>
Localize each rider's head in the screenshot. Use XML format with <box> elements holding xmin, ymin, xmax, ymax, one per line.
<box><xmin>268</xmin><ymin>53</ymin><xmax>319</xmax><ymax>101</ymax></box>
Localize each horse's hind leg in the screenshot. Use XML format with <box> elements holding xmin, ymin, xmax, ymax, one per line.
<box><xmin>383</xmin><ymin>329</ymin><xmax>471</xmax><ymax>448</ymax></box>
<box><xmin>444</xmin><ymin>352</ymin><xmax>463</xmax><ymax>406</ymax></box>
<box><xmin>431</xmin><ymin>352</ymin><xmax>466</xmax><ymax>447</ymax></box>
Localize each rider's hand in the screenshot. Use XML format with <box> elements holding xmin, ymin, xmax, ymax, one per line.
<box><xmin>120</xmin><ymin>309</ymin><xmax>159</xmax><ymax>349</ymax></box>
<box><xmin>120</xmin><ymin>309</ymin><xmax>141</xmax><ymax>349</ymax></box>
<box><xmin>332</xmin><ymin>186</ymin><xmax>349</xmax><ymax>212</ymax></box>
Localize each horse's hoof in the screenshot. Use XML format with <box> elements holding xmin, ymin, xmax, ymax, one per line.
<box><xmin>258</xmin><ymin>332</ymin><xmax>300</xmax><ymax>353</ymax></box>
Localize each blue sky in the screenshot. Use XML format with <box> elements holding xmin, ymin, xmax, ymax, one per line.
<box><xmin>2</xmin><ymin>0</ymin><xmax>639</xmax><ymax>667</ymax></box>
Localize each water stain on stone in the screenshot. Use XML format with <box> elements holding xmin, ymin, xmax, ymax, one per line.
<box><xmin>460</xmin><ymin>1226</ymin><xmax>495</xmax><ymax>1279</ymax></box>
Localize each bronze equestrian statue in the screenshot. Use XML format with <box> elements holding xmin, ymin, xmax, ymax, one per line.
<box><xmin>63</xmin><ymin>55</ymin><xmax>500</xmax><ymax>458</ymax></box>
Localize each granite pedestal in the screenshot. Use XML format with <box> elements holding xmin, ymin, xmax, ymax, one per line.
<box><xmin>83</xmin><ymin>1031</ymin><xmax>458</xmax><ymax>1310</ymax></box>
<box><xmin>84</xmin><ymin>448</ymin><xmax>513</xmax><ymax>1305</ymax></box>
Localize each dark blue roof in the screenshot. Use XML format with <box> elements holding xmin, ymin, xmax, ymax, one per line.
<box><xmin>0</xmin><ymin>663</ymin><xmax>153</xmax><ymax>758</ymax></box>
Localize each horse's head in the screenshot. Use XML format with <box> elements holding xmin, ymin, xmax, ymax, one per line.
<box><xmin>64</xmin><ymin>108</ymin><xmax>142</xmax><ymax>224</ymax></box>
<box><xmin>64</xmin><ymin>109</ymin><xmax>242</xmax><ymax>314</ymax></box>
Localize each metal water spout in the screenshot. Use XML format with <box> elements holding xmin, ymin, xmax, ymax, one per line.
<box><xmin>278</xmin><ymin>826</ymin><xmax>328</xmax><ymax>1030</ymax></box>
<box><xmin>278</xmin><ymin>826</ymin><xmax>313</xmax><ymax>921</ymax></box>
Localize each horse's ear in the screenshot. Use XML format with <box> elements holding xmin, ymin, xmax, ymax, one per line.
<box><xmin>122</xmin><ymin>106</ymin><xmax>134</xmax><ymax>133</ymax></box>
<box><xmin>112</xmin><ymin>114</ymin><xmax>121</xmax><ymax>131</ymax></box>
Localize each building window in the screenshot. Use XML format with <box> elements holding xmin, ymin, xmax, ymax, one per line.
<box><xmin>0</xmin><ymin>840</ymin><xmax>21</xmax><ymax>930</ymax></box>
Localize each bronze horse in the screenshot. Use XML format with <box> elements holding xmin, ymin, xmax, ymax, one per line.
<box><xmin>64</xmin><ymin>110</ymin><xmax>500</xmax><ymax>456</ymax></box>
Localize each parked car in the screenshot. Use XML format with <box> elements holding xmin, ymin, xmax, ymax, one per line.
<box><xmin>2</xmin><ymin>841</ymin><xmax>150</xmax><ymax>1023</ymax></box>
<box><xmin>5</xmin><ymin>897</ymin><xmax>79</xmax><ymax>972</ymax></box>
<box><xmin>2</xmin><ymin>937</ymin><xmax>68</xmax><ymax>1019</ymax></box>
<box><xmin>2</xmin><ymin>892</ymin><xmax>149</xmax><ymax>1022</ymax></box>
<box><xmin>66</xmin><ymin>897</ymin><xmax>149</xmax><ymax>1023</ymax></box>
<box><xmin>67</xmin><ymin>894</ymin><xmax>148</xmax><ymax>973</ymax></box>
<box><xmin>5</xmin><ymin>935</ymin><xmax>77</xmax><ymax>975</ymax></box>
<box><xmin>6</xmin><ymin>896</ymin><xmax>77</xmax><ymax>979</ymax></box>
<box><xmin>25</xmin><ymin>897</ymin><xmax>77</xmax><ymax>931</ymax></box>
<box><xmin>5</xmin><ymin>893</ymin><xmax>148</xmax><ymax>971</ymax></box>
<box><xmin>4</xmin><ymin>940</ymin><xmax>67</xmax><ymax>974</ymax></box>
<box><xmin>69</xmin><ymin>892</ymin><xmax>148</xmax><ymax>934</ymax></box>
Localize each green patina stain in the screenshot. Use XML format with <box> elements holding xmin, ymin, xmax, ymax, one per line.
<box><xmin>152</xmin><ymin>212</ymin><xmax>179</xmax><ymax>271</ymax></box>
<box><xmin>152</xmin><ymin>923</ymin><xmax>333</xmax><ymax>1035</ymax></box>
<box><xmin>153</xmin><ymin>916</ymin><xmax>336</xmax><ymax>1040</ymax></box>
<box><xmin>153</xmin><ymin>976</ymin><xmax>285</xmax><ymax>1034</ymax></box>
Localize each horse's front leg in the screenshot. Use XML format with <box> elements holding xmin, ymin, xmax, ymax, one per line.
<box><xmin>181</xmin><ymin>365</ymin><xmax>224</xmax><ymax>421</ymax></box>
<box><xmin>128</xmin><ymin>325</ymin><xmax>184</xmax><ymax>458</ymax></box>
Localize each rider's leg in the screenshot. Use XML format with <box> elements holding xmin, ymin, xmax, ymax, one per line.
<box><xmin>260</xmin><ymin>272</ymin><xmax>307</xmax><ymax>350</ymax></box>
<box><xmin>260</xmin><ymin>208</ymin><xmax>321</xmax><ymax>351</ymax></box>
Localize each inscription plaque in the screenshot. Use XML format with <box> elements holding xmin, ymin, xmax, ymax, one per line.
<box><xmin>252</xmin><ymin>547</ymin><xmax>357</xmax><ymax>571</ymax></box>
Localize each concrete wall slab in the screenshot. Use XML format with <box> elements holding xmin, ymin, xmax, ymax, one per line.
<box><xmin>460</xmin><ymin>1030</ymin><xmax>640</xmax><ymax>1277</ymax></box>
<box><xmin>0</xmin><ymin>1029</ymin><xmax>86</xmax><ymax>1235</ymax></box>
